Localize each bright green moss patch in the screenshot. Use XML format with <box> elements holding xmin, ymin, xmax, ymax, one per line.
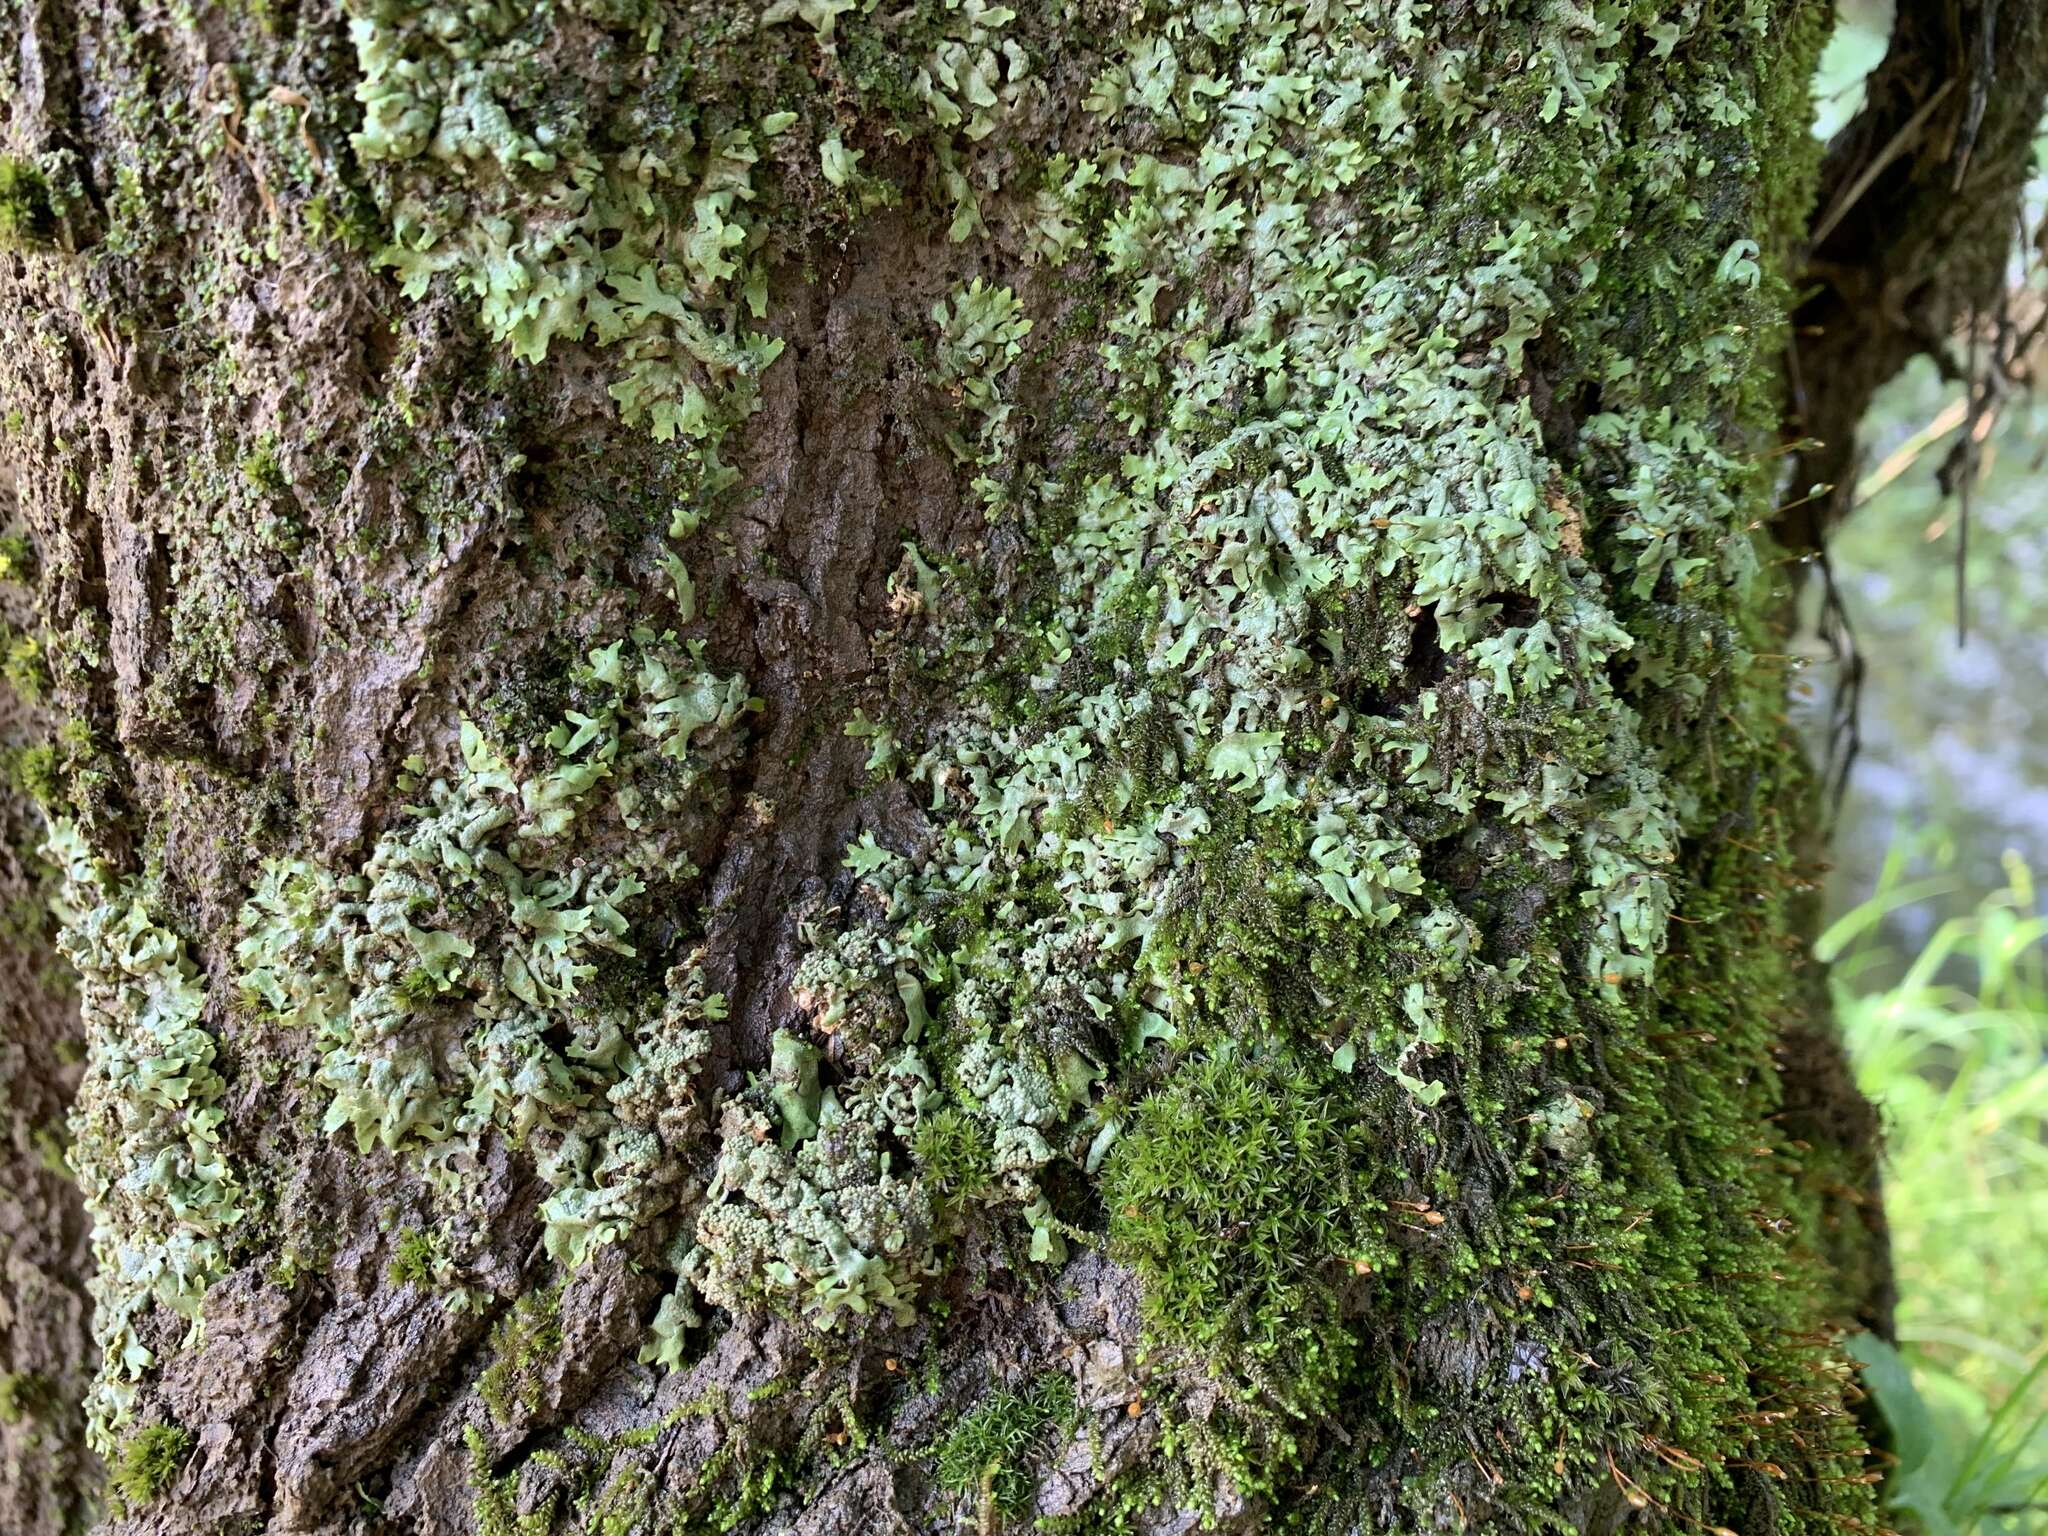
<box><xmin>1</xmin><ymin>625</ymin><xmax>48</xmax><ymax>705</ymax></box>
<box><xmin>238</xmin><ymin>435</ymin><xmax>288</xmax><ymax>495</ymax></box>
<box><xmin>465</xmin><ymin>1422</ymin><xmax>552</xmax><ymax>1536</ymax></box>
<box><xmin>110</xmin><ymin>1423</ymin><xmax>193</xmax><ymax>1505</ymax></box>
<box><xmin>911</xmin><ymin>1103</ymin><xmax>997</xmax><ymax>1213</ymax></box>
<box><xmin>0</xmin><ymin>741</ymin><xmax>59</xmax><ymax>806</ymax></box>
<box><xmin>932</xmin><ymin>1372</ymin><xmax>1077</xmax><ymax>1520</ymax></box>
<box><xmin>0</xmin><ymin>155</ymin><xmax>54</xmax><ymax>249</ymax></box>
<box><xmin>1103</xmin><ymin>1048</ymin><xmax>1391</xmax><ymax>1412</ymax></box>
<box><xmin>464</xmin><ymin>1397</ymin><xmax>734</xmax><ymax>1536</ymax></box>
<box><xmin>0</xmin><ymin>532</ymin><xmax>35</xmax><ymax>582</ymax></box>
<box><xmin>388</xmin><ymin>1226</ymin><xmax>443</xmax><ymax>1288</ymax></box>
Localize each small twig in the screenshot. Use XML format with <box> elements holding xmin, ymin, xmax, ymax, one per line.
<box><xmin>1961</xmin><ymin>306</ymin><xmax>1977</xmax><ymax>643</ymax></box>
<box><xmin>1939</xmin><ymin>296</ymin><xmax>2008</xmax><ymax>647</ymax></box>
<box><xmin>1816</xmin><ymin>542</ymin><xmax>1863</xmax><ymax>834</ymax></box>
<box><xmin>1953</xmin><ymin>0</ymin><xmax>2002</xmax><ymax>192</ymax></box>
<box><xmin>1852</xmin><ymin>398</ymin><xmax>1969</xmax><ymax>506</ymax></box>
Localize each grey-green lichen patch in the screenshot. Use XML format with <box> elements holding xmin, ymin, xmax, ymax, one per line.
<box><xmin>342</xmin><ymin>0</ymin><xmax>1052</xmax><ymax>448</ymax></box>
<box><xmin>812</xmin><ymin>0</ymin><xmax>1782</xmax><ymax>1174</ymax></box>
<box><xmin>688</xmin><ymin>1043</ymin><xmax>940</xmax><ymax>1328</ymax></box>
<box><xmin>346</xmin><ymin>0</ymin><xmax>789</xmax><ymax>449</ymax></box>
<box><xmin>41</xmin><ymin>819</ymin><xmax>242</xmax><ymax>1455</ymax></box>
<box><xmin>232</xmin><ymin>627</ymin><xmax>749</xmax><ymax>1269</ymax></box>
<box><xmin>931</xmin><ymin>277</ymin><xmax>1032</xmax><ymax>468</ymax></box>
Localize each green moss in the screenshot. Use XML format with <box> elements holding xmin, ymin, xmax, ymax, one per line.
<box><xmin>1102</xmin><ymin>1047</ymin><xmax>1391</xmax><ymax>1415</ymax></box>
<box><xmin>0</xmin><ymin>532</ymin><xmax>34</xmax><ymax>582</ymax></box>
<box><xmin>466</xmin><ymin>1385</ymin><xmax>806</xmax><ymax>1534</ymax></box>
<box><xmin>1</xmin><ymin>625</ymin><xmax>48</xmax><ymax>703</ymax></box>
<box><xmin>478</xmin><ymin>1285</ymin><xmax>564</xmax><ymax>1427</ymax></box>
<box><xmin>238</xmin><ymin>435</ymin><xmax>288</xmax><ymax>495</ymax></box>
<box><xmin>0</xmin><ymin>155</ymin><xmax>54</xmax><ymax>249</ymax></box>
<box><xmin>465</xmin><ymin>1422</ymin><xmax>554</xmax><ymax>1536</ymax></box>
<box><xmin>932</xmin><ymin>1372</ymin><xmax>1077</xmax><ymax>1522</ymax></box>
<box><xmin>265</xmin><ymin>1247</ymin><xmax>306</xmax><ymax>1292</ymax></box>
<box><xmin>388</xmin><ymin>1226</ymin><xmax>440</xmax><ymax>1287</ymax></box>
<box><xmin>1</xmin><ymin>741</ymin><xmax>61</xmax><ymax>807</ymax></box>
<box><xmin>110</xmin><ymin>1423</ymin><xmax>193</xmax><ymax>1505</ymax></box>
<box><xmin>911</xmin><ymin>1103</ymin><xmax>997</xmax><ymax>1212</ymax></box>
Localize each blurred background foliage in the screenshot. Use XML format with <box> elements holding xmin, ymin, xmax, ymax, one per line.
<box><xmin>1827</xmin><ymin>851</ymin><xmax>2048</xmax><ymax>1533</ymax></box>
<box><xmin>1801</xmin><ymin>2</ymin><xmax>2048</xmax><ymax>1529</ymax></box>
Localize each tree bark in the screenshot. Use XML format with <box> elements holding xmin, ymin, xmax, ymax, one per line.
<box><xmin>1</xmin><ymin>494</ymin><xmax>97</xmax><ymax>1536</ymax></box>
<box><xmin>0</xmin><ymin>2</ymin><xmax>2039</xmax><ymax>1533</ymax></box>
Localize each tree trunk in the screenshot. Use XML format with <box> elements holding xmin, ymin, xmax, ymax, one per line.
<box><xmin>1</xmin><ymin>506</ymin><xmax>97</xmax><ymax>1536</ymax></box>
<box><xmin>0</xmin><ymin>2</ymin><xmax>2039</xmax><ymax>1532</ymax></box>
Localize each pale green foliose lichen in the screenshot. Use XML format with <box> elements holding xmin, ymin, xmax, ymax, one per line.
<box><xmin>746</xmin><ymin>9</ymin><xmax>1857</xmax><ymax>1520</ymax></box>
<box><xmin>687</xmin><ymin>1046</ymin><xmax>939</xmax><ymax>1328</ymax></box>
<box><xmin>344</xmin><ymin>0</ymin><xmax>1042</xmax><ymax>450</ymax></box>
<box><xmin>931</xmin><ymin>277</ymin><xmax>1032</xmax><ymax>461</ymax></box>
<box><xmin>43</xmin><ymin>819</ymin><xmax>242</xmax><ymax>1454</ymax></box>
<box><xmin>346</xmin><ymin>0</ymin><xmax>783</xmax><ymax>451</ymax></box>
<box><xmin>233</xmin><ymin>628</ymin><xmax>749</xmax><ymax>1268</ymax></box>
<box><xmin>791</xmin><ymin>0</ymin><xmax>1773</xmax><ymax>1223</ymax></box>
